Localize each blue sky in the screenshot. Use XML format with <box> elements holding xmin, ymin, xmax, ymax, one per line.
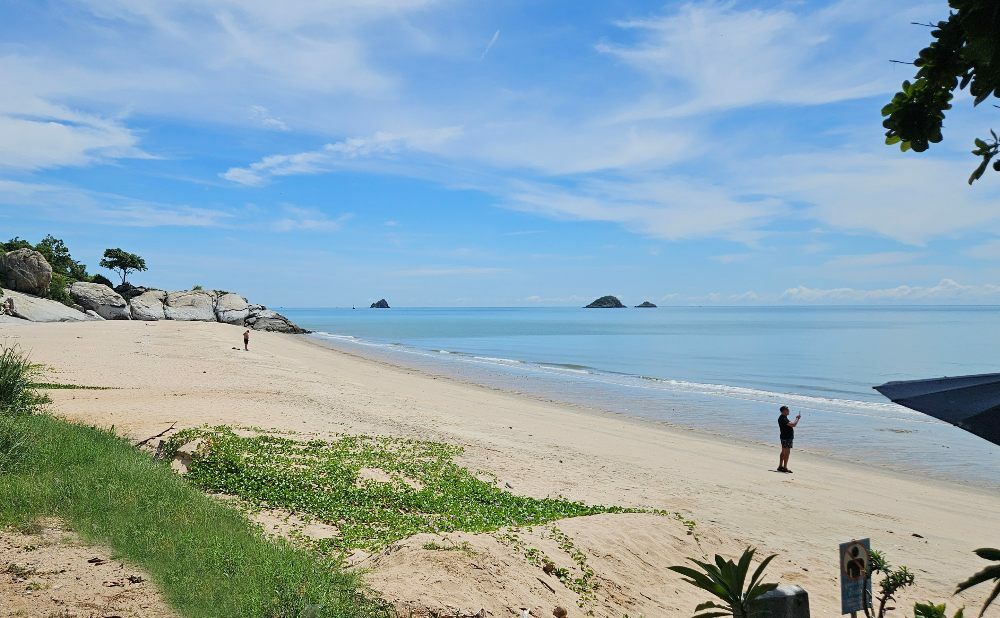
<box><xmin>3</xmin><ymin>0</ymin><xmax>1000</xmax><ymax>307</ymax></box>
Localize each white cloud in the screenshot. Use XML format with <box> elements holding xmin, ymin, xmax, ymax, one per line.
<box><xmin>598</xmin><ymin>0</ymin><xmax>934</xmax><ymax>120</ymax></box>
<box><xmin>250</xmin><ymin>105</ymin><xmax>288</xmax><ymax>131</ymax></box>
<box><xmin>0</xmin><ymin>180</ymin><xmax>231</xmax><ymax>227</ymax></box>
<box><xmin>782</xmin><ymin>279</ymin><xmax>1000</xmax><ymax>303</ymax></box>
<box><xmin>751</xmin><ymin>153</ymin><xmax>1000</xmax><ymax>245</ymax></box>
<box><xmin>222</xmin><ymin>128</ymin><xmax>462</xmax><ymax>186</ymax></box>
<box><xmin>503</xmin><ymin>176</ymin><xmax>785</xmax><ymax>241</ymax></box>
<box><xmin>272</xmin><ymin>206</ymin><xmax>351</xmax><ymax>232</ymax></box>
<box><xmin>395</xmin><ymin>267</ymin><xmax>508</xmax><ymax>277</ymax></box>
<box><xmin>0</xmin><ymin>90</ymin><xmax>147</xmax><ymax>170</ymax></box>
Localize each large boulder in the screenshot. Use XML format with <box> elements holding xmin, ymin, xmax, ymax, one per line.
<box><xmin>1</xmin><ymin>289</ymin><xmax>97</xmax><ymax>322</ymax></box>
<box><xmin>585</xmin><ymin>295</ymin><xmax>626</xmax><ymax>308</ymax></box>
<box><xmin>370</xmin><ymin>298</ymin><xmax>390</xmax><ymax>309</ymax></box>
<box><xmin>0</xmin><ymin>249</ymin><xmax>52</xmax><ymax>296</ymax></box>
<box><xmin>245</xmin><ymin>305</ymin><xmax>307</xmax><ymax>334</ymax></box>
<box><xmin>164</xmin><ymin>290</ymin><xmax>217</xmax><ymax>321</ymax></box>
<box><xmin>69</xmin><ymin>281</ymin><xmax>131</xmax><ymax>320</ymax></box>
<box><xmin>215</xmin><ymin>293</ymin><xmax>250</xmax><ymax>325</ymax></box>
<box><xmin>129</xmin><ymin>289</ymin><xmax>166</xmax><ymax>321</ymax></box>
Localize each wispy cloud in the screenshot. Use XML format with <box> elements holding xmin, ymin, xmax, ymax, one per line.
<box><xmin>0</xmin><ymin>94</ymin><xmax>148</xmax><ymax>170</ymax></box>
<box><xmin>782</xmin><ymin>279</ymin><xmax>1000</xmax><ymax>303</ymax></box>
<box><xmin>273</xmin><ymin>206</ymin><xmax>351</xmax><ymax>232</ymax></box>
<box><xmin>480</xmin><ymin>29</ymin><xmax>501</xmax><ymax>59</ymax></box>
<box><xmin>250</xmin><ymin>105</ymin><xmax>288</xmax><ymax>131</ymax></box>
<box><xmin>598</xmin><ymin>0</ymin><xmax>931</xmax><ymax>120</ymax></box>
<box><xmin>0</xmin><ymin>180</ymin><xmax>231</xmax><ymax>227</ymax></box>
<box><xmin>222</xmin><ymin>128</ymin><xmax>462</xmax><ymax>186</ymax></box>
<box><xmin>395</xmin><ymin>266</ymin><xmax>508</xmax><ymax>277</ymax></box>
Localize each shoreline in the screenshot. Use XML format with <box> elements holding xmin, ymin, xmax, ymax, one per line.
<box><xmin>3</xmin><ymin>319</ymin><xmax>998</xmax><ymax>614</ymax></box>
<box><xmin>299</xmin><ymin>331</ymin><xmax>998</xmax><ymax>495</ymax></box>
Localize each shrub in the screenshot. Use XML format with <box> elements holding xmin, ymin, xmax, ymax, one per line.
<box><xmin>669</xmin><ymin>547</ymin><xmax>778</xmax><ymax>617</ymax></box>
<box><xmin>48</xmin><ymin>273</ymin><xmax>73</xmax><ymax>306</ymax></box>
<box><xmin>90</xmin><ymin>273</ymin><xmax>114</xmax><ymax>288</ymax></box>
<box><xmin>0</xmin><ymin>345</ymin><xmax>47</xmax><ymax>416</ymax></box>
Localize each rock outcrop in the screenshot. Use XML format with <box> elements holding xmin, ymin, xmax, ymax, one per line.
<box><xmin>163</xmin><ymin>290</ymin><xmax>217</xmax><ymax>322</ymax></box>
<box><xmin>370</xmin><ymin>299</ymin><xmax>390</xmax><ymax>309</ymax></box>
<box><xmin>69</xmin><ymin>282</ymin><xmax>131</xmax><ymax>320</ymax></box>
<box><xmin>0</xmin><ymin>249</ymin><xmax>53</xmax><ymax>296</ymax></box>
<box><xmin>585</xmin><ymin>295</ymin><xmax>626</xmax><ymax>308</ymax></box>
<box><xmin>635</xmin><ymin>301</ymin><xmax>657</xmax><ymax>308</ymax></box>
<box><xmin>130</xmin><ymin>290</ymin><xmax>167</xmax><ymax>321</ymax></box>
<box><xmin>245</xmin><ymin>305</ymin><xmax>306</xmax><ymax>333</ymax></box>
<box><xmin>122</xmin><ymin>288</ymin><xmax>305</xmax><ymax>333</ymax></box>
<box><xmin>215</xmin><ymin>293</ymin><xmax>250</xmax><ymax>325</ymax></box>
<box><xmin>0</xmin><ymin>289</ymin><xmax>99</xmax><ymax>322</ymax></box>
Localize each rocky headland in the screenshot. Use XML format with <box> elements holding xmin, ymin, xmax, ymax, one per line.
<box><xmin>0</xmin><ymin>249</ymin><xmax>305</xmax><ymax>333</ymax></box>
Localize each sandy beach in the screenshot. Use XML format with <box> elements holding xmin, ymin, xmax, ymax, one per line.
<box><xmin>3</xmin><ymin>319</ymin><xmax>997</xmax><ymax>616</ymax></box>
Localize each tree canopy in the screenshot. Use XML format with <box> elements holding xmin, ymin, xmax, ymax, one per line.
<box><xmin>882</xmin><ymin>0</ymin><xmax>1000</xmax><ymax>184</ymax></box>
<box><xmin>99</xmin><ymin>248</ymin><xmax>147</xmax><ymax>286</ymax></box>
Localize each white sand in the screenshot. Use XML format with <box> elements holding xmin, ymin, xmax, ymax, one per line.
<box><xmin>3</xmin><ymin>320</ymin><xmax>997</xmax><ymax>616</ymax></box>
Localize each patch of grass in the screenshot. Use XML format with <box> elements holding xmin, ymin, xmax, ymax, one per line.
<box><xmin>164</xmin><ymin>426</ymin><xmax>636</xmax><ymax>558</ymax></box>
<box><xmin>0</xmin><ymin>346</ymin><xmax>48</xmax><ymax>414</ymax></box>
<box><xmin>0</xmin><ymin>414</ymin><xmax>393</xmax><ymax>618</ymax></box>
<box><xmin>30</xmin><ymin>383</ymin><xmax>114</xmax><ymax>390</ymax></box>
<box><xmin>421</xmin><ymin>540</ymin><xmax>476</xmax><ymax>556</ymax></box>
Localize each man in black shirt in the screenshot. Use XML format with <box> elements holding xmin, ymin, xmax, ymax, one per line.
<box><xmin>777</xmin><ymin>405</ymin><xmax>800</xmax><ymax>473</ymax></box>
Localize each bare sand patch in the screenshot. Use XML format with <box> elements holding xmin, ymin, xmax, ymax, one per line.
<box><xmin>0</xmin><ymin>519</ymin><xmax>177</xmax><ymax>618</ymax></box>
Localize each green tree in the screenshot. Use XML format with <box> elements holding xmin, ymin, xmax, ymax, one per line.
<box><xmin>1</xmin><ymin>237</ymin><xmax>33</xmax><ymax>253</ymax></box>
<box><xmin>99</xmin><ymin>248</ymin><xmax>147</xmax><ymax>287</ymax></box>
<box><xmin>882</xmin><ymin>1</ymin><xmax>1000</xmax><ymax>184</ymax></box>
<box><xmin>34</xmin><ymin>235</ymin><xmax>88</xmax><ymax>281</ymax></box>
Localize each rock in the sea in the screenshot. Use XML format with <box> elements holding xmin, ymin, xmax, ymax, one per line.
<box><xmin>246</xmin><ymin>305</ymin><xmax>307</xmax><ymax>333</ymax></box>
<box><xmin>1</xmin><ymin>289</ymin><xmax>97</xmax><ymax>322</ymax></box>
<box><xmin>0</xmin><ymin>249</ymin><xmax>53</xmax><ymax>296</ymax></box>
<box><xmin>69</xmin><ymin>281</ymin><xmax>131</xmax><ymax>320</ymax></box>
<box><xmin>585</xmin><ymin>295</ymin><xmax>626</xmax><ymax>308</ymax></box>
<box><xmin>215</xmin><ymin>293</ymin><xmax>250</xmax><ymax>325</ymax></box>
<box><xmin>130</xmin><ymin>290</ymin><xmax>166</xmax><ymax>321</ymax></box>
<box><xmin>164</xmin><ymin>290</ymin><xmax>217</xmax><ymax>321</ymax></box>
<box><xmin>370</xmin><ymin>299</ymin><xmax>390</xmax><ymax>309</ymax></box>
<box><xmin>634</xmin><ymin>301</ymin><xmax>657</xmax><ymax>308</ymax></box>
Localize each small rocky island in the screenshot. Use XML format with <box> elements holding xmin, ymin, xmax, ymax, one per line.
<box><xmin>370</xmin><ymin>299</ymin><xmax>390</xmax><ymax>309</ymax></box>
<box><xmin>635</xmin><ymin>301</ymin><xmax>657</xmax><ymax>308</ymax></box>
<box><xmin>585</xmin><ymin>295</ymin><xmax>626</xmax><ymax>308</ymax></box>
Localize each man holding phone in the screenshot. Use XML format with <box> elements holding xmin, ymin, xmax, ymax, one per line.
<box><xmin>777</xmin><ymin>405</ymin><xmax>800</xmax><ymax>473</ymax></box>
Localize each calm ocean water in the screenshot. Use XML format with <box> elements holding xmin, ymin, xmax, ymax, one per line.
<box><xmin>281</xmin><ymin>306</ymin><xmax>1000</xmax><ymax>489</ymax></box>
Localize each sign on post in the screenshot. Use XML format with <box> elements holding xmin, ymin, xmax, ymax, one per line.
<box><xmin>840</xmin><ymin>538</ymin><xmax>872</xmax><ymax>615</ymax></box>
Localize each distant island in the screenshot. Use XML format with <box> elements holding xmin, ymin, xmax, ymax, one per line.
<box><xmin>370</xmin><ymin>299</ymin><xmax>390</xmax><ymax>309</ymax></box>
<box><xmin>635</xmin><ymin>301</ymin><xmax>657</xmax><ymax>308</ymax></box>
<box><xmin>585</xmin><ymin>295</ymin><xmax>626</xmax><ymax>308</ymax></box>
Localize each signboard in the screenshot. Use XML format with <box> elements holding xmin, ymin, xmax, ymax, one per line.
<box><xmin>840</xmin><ymin>538</ymin><xmax>872</xmax><ymax>615</ymax></box>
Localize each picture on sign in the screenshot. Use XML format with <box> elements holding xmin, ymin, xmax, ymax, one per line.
<box><xmin>840</xmin><ymin>538</ymin><xmax>872</xmax><ymax>614</ymax></box>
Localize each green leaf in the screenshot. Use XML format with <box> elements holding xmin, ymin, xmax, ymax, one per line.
<box><xmin>885</xmin><ymin>135</ymin><xmax>902</xmax><ymax>145</ymax></box>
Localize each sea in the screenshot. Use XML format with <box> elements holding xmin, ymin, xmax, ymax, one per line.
<box><xmin>280</xmin><ymin>306</ymin><xmax>1000</xmax><ymax>490</ymax></box>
